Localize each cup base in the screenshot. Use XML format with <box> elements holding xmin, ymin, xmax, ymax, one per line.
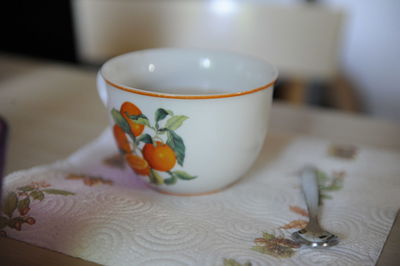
<box><xmin>153</xmin><ymin>187</ymin><xmax>224</xmax><ymax>197</ymax></box>
<box><xmin>150</xmin><ymin>179</ymin><xmax>240</xmax><ymax>196</ymax></box>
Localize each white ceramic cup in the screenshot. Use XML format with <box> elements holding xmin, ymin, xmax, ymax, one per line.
<box><xmin>97</xmin><ymin>48</ymin><xmax>278</xmax><ymax>195</ymax></box>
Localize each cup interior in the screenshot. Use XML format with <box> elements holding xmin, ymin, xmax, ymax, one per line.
<box><xmin>101</xmin><ymin>48</ymin><xmax>278</xmax><ymax>96</ymax></box>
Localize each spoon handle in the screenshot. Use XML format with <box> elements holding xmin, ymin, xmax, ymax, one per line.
<box><xmin>300</xmin><ymin>166</ymin><xmax>320</xmax><ymax>227</ymax></box>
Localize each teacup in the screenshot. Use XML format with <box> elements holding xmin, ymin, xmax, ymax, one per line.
<box><xmin>97</xmin><ymin>48</ymin><xmax>278</xmax><ymax>195</ymax></box>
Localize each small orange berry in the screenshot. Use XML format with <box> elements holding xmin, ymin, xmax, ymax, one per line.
<box><xmin>120</xmin><ymin>102</ymin><xmax>145</xmax><ymax>137</ymax></box>
<box><xmin>125</xmin><ymin>154</ymin><xmax>151</xmax><ymax>176</ymax></box>
<box><xmin>113</xmin><ymin>125</ymin><xmax>132</xmax><ymax>153</ymax></box>
<box><xmin>143</xmin><ymin>141</ymin><xmax>176</xmax><ymax>172</ymax></box>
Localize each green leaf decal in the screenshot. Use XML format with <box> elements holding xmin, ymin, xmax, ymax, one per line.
<box><xmin>0</xmin><ymin>217</ymin><xmax>8</xmax><ymax>229</ymax></box>
<box><xmin>17</xmin><ymin>197</ymin><xmax>30</xmax><ymax>211</ymax></box>
<box><xmin>165</xmin><ymin>115</ymin><xmax>188</xmax><ymax>131</ymax></box>
<box><xmin>128</xmin><ymin>114</ymin><xmax>150</xmax><ymax>127</ymax></box>
<box><xmin>172</xmin><ymin>170</ymin><xmax>196</xmax><ymax>180</ymax></box>
<box><xmin>166</xmin><ymin>130</ymin><xmax>185</xmax><ymax>166</ymax></box>
<box><xmin>149</xmin><ymin>169</ymin><xmax>164</xmax><ymax>185</ymax></box>
<box><xmin>111</xmin><ymin>108</ymin><xmax>130</xmax><ymax>133</ymax></box>
<box><xmin>3</xmin><ymin>192</ymin><xmax>18</xmax><ymax>218</ymax></box>
<box><xmin>155</xmin><ymin>108</ymin><xmax>170</xmax><ymax>123</ymax></box>
<box><xmin>135</xmin><ymin>117</ymin><xmax>150</xmax><ymax>127</ymax></box>
<box><xmin>30</xmin><ymin>191</ymin><xmax>45</xmax><ymax>201</ymax></box>
<box><xmin>157</xmin><ymin>128</ymin><xmax>168</xmax><ymax>134</ymax></box>
<box><xmin>128</xmin><ymin>113</ymin><xmax>147</xmax><ymax>120</ymax></box>
<box><xmin>137</xmin><ymin>134</ymin><xmax>153</xmax><ymax>144</ymax></box>
<box><xmin>164</xmin><ymin>175</ymin><xmax>177</xmax><ymax>185</ymax></box>
<box><xmin>18</xmin><ymin>186</ymin><xmax>34</xmax><ymax>192</ymax></box>
<box><xmin>42</xmin><ymin>189</ymin><xmax>75</xmax><ymax>196</ymax></box>
<box><xmin>155</xmin><ymin>108</ymin><xmax>173</xmax><ymax>129</ymax></box>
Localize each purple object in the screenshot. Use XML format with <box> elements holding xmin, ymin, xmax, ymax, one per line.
<box><xmin>0</xmin><ymin>117</ymin><xmax>8</xmax><ymax>201</ymax></box>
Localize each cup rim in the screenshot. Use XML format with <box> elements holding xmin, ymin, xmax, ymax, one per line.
<box><xmin>100</xmin><ymin>48</ymin><xmax>278</xmax><ymax>100</ymax></box>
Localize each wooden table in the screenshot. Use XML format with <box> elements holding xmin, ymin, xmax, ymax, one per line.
<box><xmin>1</xmin><ymin>54</ymin><xmax>399</xmax><ymax>265</ymax></box>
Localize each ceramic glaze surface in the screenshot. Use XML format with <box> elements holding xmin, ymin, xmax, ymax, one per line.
<box><xmin>97</xmin><ymin>48</ymin><xmax>277</xmax><ymax>194</ymax></box>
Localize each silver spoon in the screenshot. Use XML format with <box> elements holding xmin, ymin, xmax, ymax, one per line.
<box><xmin>291</xmin><ymin>166</ymin><xmax>339</xmax><ymax>247</ymax></box>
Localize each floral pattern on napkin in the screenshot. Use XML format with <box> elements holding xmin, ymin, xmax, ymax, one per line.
<box><xmin>251</xmin><ymin>232</ymin><xmax>301</xmax><ymax>258</ymax></box>
<box><xmin>223</xmin><ymin>258</ymin><xmax>252</xmax><ymax>266</ymax></box>
<box><xmin>280</xmin><ymin>219</ymin><xmax>308</xmax><ymax>230</ymax></box>
<box><xmin>316</xmin><ymin>169</ymin><xmax>345</xmax><ymax>201</ymax></box>
<box><xmin>329</xmin><ymin>144</ymin><xmax>358</xmax><ymax>159</ymax></box>
<box><xmin>1</xmin><ymin>130</ymin><xmax>399</xmax><ymax>266</ymax></box>
<box><xmin>289</xmin><ymin>205</ymin><xmax>308</xmax><ymax>217</ymax></box>
<box><xmin>0</xmin><ymin>181</ymin><xmax>74</xmax><ymax>237</ymax></box>
<box><xmin>280</xmin><ymin>206</ymin><xmax>309</xmax><ymax>229</ymax></box>
<box><xmin>253</xmin><ymin>166</ymin><xmax>346</xmax><ymax>259</ymax></box>
<box><xmin>66</xmin><ymin>174</ymin><xmax>113</xmax><ymax>186</ymax></box>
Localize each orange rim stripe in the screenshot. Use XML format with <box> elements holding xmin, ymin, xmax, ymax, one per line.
<box><xmin>105</xmin><ymin>79</ymin><xmax>275</xmax><ymax>100</ymax></box>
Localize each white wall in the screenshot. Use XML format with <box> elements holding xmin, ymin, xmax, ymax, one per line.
<box><xmin>320</xmin><ymin>0</ymin><xmax>400</xmax><ymax>121</ymax></box>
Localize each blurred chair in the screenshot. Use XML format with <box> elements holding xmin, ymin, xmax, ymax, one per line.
<box><xmin>72</xmin><ymin>0</ymin><xmax>359</xmax><ymax>111</ymax></box>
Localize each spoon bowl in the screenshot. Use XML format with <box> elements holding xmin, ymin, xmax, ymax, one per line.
<box><xmin>292</xmin><ymin>228</ymin><xmax>338</xmax><ymax>248</ymax></box>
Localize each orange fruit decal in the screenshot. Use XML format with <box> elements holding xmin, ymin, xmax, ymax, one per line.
<box><xmin>112</xmin><ymin>124</ymin><xmax>131</xmax><ymax>153</ymax></box>
<box><xmin>120</xmin><ymin>102</ymin><xmax>145</xmax><ymax>136</ymax></box>
<box><xmin>110</xmin><ymin>102</ymin><xmax>196</xmax><ymax>185</ymax></box>
<box><xmin>125</xmin><ymin>154</ymin><xmax>150</xmax><ymax>176</ymax></box>
<box><xmin>143</xmin><ymin>141</ymin><xmax>177</xmax><ymax>172</ymax></box>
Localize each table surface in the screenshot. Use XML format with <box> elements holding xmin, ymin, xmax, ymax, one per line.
<box><xmin>0</xmin><ymin>53</ymin><xmax>399</xmax><ymax>265</ymax></box>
